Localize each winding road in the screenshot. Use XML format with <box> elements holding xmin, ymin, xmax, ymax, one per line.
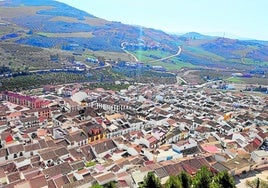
<box><xmin>121</xmin><ymin>42</ymin><xmax>139</xmax><ymax>62</ymax></box>
<box><xmin>148</xmin><ymin>46</ymin><xmax>182</xmax><ymax>63</ymax></box>
<box><xmin>121</xmin><ymin>42</ymin><xmax>182</xmax><ymax>64</ymax></box>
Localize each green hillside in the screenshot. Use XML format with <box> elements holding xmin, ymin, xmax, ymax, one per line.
<box><xmin>0</xmin><ymin>0</ymin><xmax>267</xmax><ymax>72</ymax></box>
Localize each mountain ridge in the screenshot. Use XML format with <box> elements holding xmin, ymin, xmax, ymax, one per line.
<box><xmin>0</xmin><ymin>0</ymin><xmax>268</xmax><ymax>71</ymax></box>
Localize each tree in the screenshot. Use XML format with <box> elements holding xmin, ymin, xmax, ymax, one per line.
<box><xmin>142</xmin><ymin>172</ymin><xmax>161</xmax><ymax>188</ymax></box>
<box><xmin>246</xmin><ymin>178</ymin><xmax>268</xmax><ymax>188</ymax></box>
<box><xmin>165</xmin><ymin>175</ymin><xmax>182</xmax><ymax>188</ymax></box>
<box><xmin>178</xmin><ymin>171</ymin><xmax>192</xmax><ymax>188</ymax></box>
<box><xmin>213</xmin><ymin>171</ymin><xmax>235</xmax><ymax>188</ymax></box>
<box><xmin>104</xmin><ymin>181</ymin><xmax>116</xmax><ymax>188</ymax></box>
<box><xmin>90</xmin><ymin>183</ymin><xmax>103</xmax><ymax>188</ymax></box>
<box><xmin>193</xmin><ymin>166</ymin><xmax>212</xmax><ymax>188</ymax></box>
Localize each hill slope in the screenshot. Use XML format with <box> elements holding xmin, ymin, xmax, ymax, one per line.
<box><xmin>0</xmin><ymin>0</ymin><xmax>268</xmax><ymax>71</ymax></box>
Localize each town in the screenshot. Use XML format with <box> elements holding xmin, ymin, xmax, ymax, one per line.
<box><xmin>0</xmin><ymin>81</ymin><xmax>267</xmax><ymax>188</ymax></box>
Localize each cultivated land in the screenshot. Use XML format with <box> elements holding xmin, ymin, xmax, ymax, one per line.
<box><xmin>1</xmin><ymin>1</ymin><xmax>268</xmax><ymax>72</ymax></box>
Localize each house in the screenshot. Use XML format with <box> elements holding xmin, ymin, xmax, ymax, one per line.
<box><xmin>131</xmin><ymin>170</ymin><xmax>150</xmax><ymax>188</ymax></box>
<box><xmin>251</xmin><ymin>150</ymin><xmax>268</xmax><ymax>164</ymax></box>
<box><xmin>53</xmin><ymin>175</ymin><xmax>70</xmax><ymax>188</ymax></box>
<box><xmin>172</xmin><ymin>138</ymin><xmax>199</xmax><ymax>156</ymax></box>
<box><xmin>20</xmin><ymin>116</ymin><xmax>39</xmax><ymax>128</ymax></box>
<box><xmin>223</xmin><ymin>156</ymin><xmax>254</xmax><ymax>175</ymax></box>
<box><xmin>0</xmin><ymin>168</ymin><xmax>7</xmax><ymax>185</ymax></box>
<box><xmin>180</xmin><ymin>157</ymin><xmax>210</xmax><ymax>175</ymax></box>
<box><xmin>63</xmin><ymin>98</ymin><xmax>80</xmax><ymax>112</ymax></box>
<box><xmin>90</xmin><ymin>139</ymin><xmax>117</xmax><ymax>158</ymax></box>
<box><xmin>136</xmin><ymin>134</ymin><xmax>159</xmax><ymax>149</ymax></box>
<box><xmin>80</xmin><ymin>122</ymin><xmax>105</xmax><ymax>143</ymax></box>
<box><xmin>0</xmin><ymin>121</ymin><xmax>8</xmax><ymax>133</ymax></box>
<box><xmin>0</xmin><ymin>148</ymin><xmax>7</xmax><ymax>162</ymax></box>
<box><xmin>23</xmin><ymin>143</ymin><xmax>41</xmax><ymax>158</ymax></box>
<box><xmin>94</xmin><ymin>172</ymin><xmax>117</xmax><ymax>186</ymax></box>
<box><xmin>6</xmin><ymin>171</ymin><xmax>21</xmax><ymax>185</ymax></box>
<box><xmin>6</xmin><ymin>111</ymin><xmax>21</xmax><ymax>122</ymax></box>
<box><xmin>2</xmin><ymin>91</ymin><xmax>50</xmax><ymax>109</ymax></box>
<box><xmin>42</xmin><ymin>162</ymin><xmax>72</xmax><ymax>180</ymax></box>
<box><xmin>153</xmin><ymin>148</ymin><xmax>183</xmax><ymax>162</ymax></box>
<box><xmin>166</xmin><ymin>127</ymin><xmax>185</xmax><ymax>144</ymax></box>
<box><xmin>212</xmin><ymin>162</ymin><xmax>230</xmax><ymax>172</ymax></box>
<box><xmin>7</xmin><ymin>144</ymin><xmax>24</xmax><ymax>160</ymax></box>
<box><xmin>65</xmin><ymin>131</ymin><xmax>88</xmax><ymax>147</ymax></box>
<box><xmin>36</xmin><ymin>107</ymin><xmax>51</xmax><ymax>119</ymax></box>
<box><xmin>232</xmin><ymin>132</ymin><xmax>250</xmax><ymax>148</ymax></box>
<box><xmin>38</xmin><ymin>148</ymin><xmax>59</xmax><ymax>167</ymax></box>
<box><xmin>80</xmin><ymin>145</ymin><xmax>96</xmax><ymax>161</ymax></box>
<box><xmin>68</xmin><ymin>147</ymin><xmax>86</xmax><ymax>161</ymax></box>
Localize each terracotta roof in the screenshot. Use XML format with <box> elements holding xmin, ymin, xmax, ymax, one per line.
<box><xmin>53</xmin><ymin>175</ymin><xmax>70</xmax><ymax>188</ymax></box>
<box><xmin>54</xmin><ymin>147</ymin><xmax>69</xmax><ymax>157</ymax></box>
<box><xmin>90</xmin><ymin>139</ymin><xmax>117</xmax><ymax>155</ymax></box>
<box><xmin>180</xmin><ymin>162</ymin><xmax>197</xmax><ymax>175</ymax></box>
<box><xmin>29</xmin><ymin>174</ymin><xmax>47</xmax><ymax>188</ymax></box>
<box><xmin>163</xmin><ymin>164</ymin><xmax>179</xmax><ymax>176</ymax></box>
<box><xmin>66</xmin><ymin>131</ymin><xmax>88</xmax><ymax>143</ymax></box>
<box><xmin>95</xmin><ymin>172</ymin><xmax>116</xmax><ymax>185</ymax></box>
<box><xmin>24</xmin><ymin>143</ymin><xmax>41</xmax><ymax>152</ymax></box>
<box><xmin>0</xmin><ymin>148</ymin><xmax>7</xmax><ymax>158</ymax></box>
<box><xmin>22</xmin><ymin>168</ymin><xmax>42</xmax><ymax>180</ymax></box>
<box><xmin>70</xmin><ymin>160</ymin><xmax>85</xmax><ymax>171</ymax></box>
<box><xmin>47</xmin><ymin>179</ymin><xmax>57</xmax><ymax>188</ymax></box>
<box><xmin>62</xmin><ymin>176</ymin><xmax>95</xmax><ymax>188</ymax></box>
<box><xmin>42</xmin><ymin>162</ymin><xmax>72</xmax><ymax>179</ymax></box>
<box><xmin>38</xmin><ymin>139</ymin><xmax>48</xmax><ymax>148</ymax></box>
<box><xmin>110</xmin><ymin>165</ymin><xmax>120</xmax><ymax>173</ymax></box>
<box><xmin>154</xmin><ymin>167</ymin><xmax>168</xmax><ymax>178</ymax></box>
<box><xmin>212</xmin><ymin>162</ymin><xmax>230</xmax><ymax>172</ymax></box>
<box><xmin>20</xmin><ymin>116</ymin><xmax>39</xmax><ymax>123</ymax></box>
<box><xmin>46</xmin><ymin>140</ymin><xmax>57</xmax><ymax>147</ymax></box>
<box><xmin>7</xmin><ymin>144</ymin><xmax>24</xmax><ymax>154</ymax></box>
<box><xmin>80</xmin><ymin>145</ymin><xmax>96</xmax><ymax>161</ymax></box>
<box><xmin>68</xmin><ymin>147</ymin><xmax>85</xmax><ymax>160</ymax></box>
<box><xmin>39</xmin><ymin>149</ymin><xmax>58</xmax><ymax>161</ymax></box>
<box><xmin>7</xmin><ymin>171</ymin><xmax>21</xmax><ymax>183</ymax></box>
<box><xmin>0</xmin><ymin>162</ymin><xmax>17</xmax><ymax>173</ymax></box>
<box><xmin>30</xmin><ymin>155</ymin><xmax>40</xmax><ymax>163</ymax></box>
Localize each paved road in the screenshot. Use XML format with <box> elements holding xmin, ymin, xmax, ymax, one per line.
<box><xmin>148</xmin><ymin>46</ymin><xmax>182</xmax><ymax>63</ymax></box>
<box><xmin>176</xmin><ymin>76</ymin><xmax>188</xmax><ymax>84</ymax></box>
<box><xmin>121</xmin><ymin>42</ymin><xmax>182</xmax><ymax>63</ymax></box>
<box><xmin>121</xmin><ymin>42</ymin><xmax>139</xmax><ymax>62</ymax></box>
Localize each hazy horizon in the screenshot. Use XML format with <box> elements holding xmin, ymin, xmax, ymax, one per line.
<box><xmin>56</xmin><ymin>0</ymin><xmax>268</xmax><ymax>41</ymax></box>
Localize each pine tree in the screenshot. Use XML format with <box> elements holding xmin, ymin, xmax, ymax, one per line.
<box><xmin>178</xmin><ymin>171</ymin><xmax>192</xmax><ymax>188</ymax></box>
<box><xmin>104</xmin><ymin>181</ymin><xmax>116</xmax><ymax>188</ymax></box>
<box><xmin>213</xmin><ymin>171</ymin><xmax>235</xmax><ymax>188</ymax></box>
<box><xmin>193</xmin><ymin>166</ymin><xmax>212</xmax><ymax>188</ymax></box>
<box><xmin>142</xmin><ymin>172</ymin><xmax>161</xmax><ymax>188</ymax></box>
<box><xmin>165</xmin><ymin>175</ymin><xmax>182</xmax><ymax>188</ymax></box>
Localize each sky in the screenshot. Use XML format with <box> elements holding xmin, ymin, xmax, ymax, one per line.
<box><xmin>57</xmin><ymin>0</ymin><xmax>268</xmax><ymax>40</ymax></box>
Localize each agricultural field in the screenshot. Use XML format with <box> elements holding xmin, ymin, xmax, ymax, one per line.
<box><xmin>132</xmin><ymin>50</ymin><xmax>196</xmax><ymax>70</ymax></box>
<box><xmin>0</xmin><ymin>43</ymin><xmax>74</xmax><ymax>71</ymax></box>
